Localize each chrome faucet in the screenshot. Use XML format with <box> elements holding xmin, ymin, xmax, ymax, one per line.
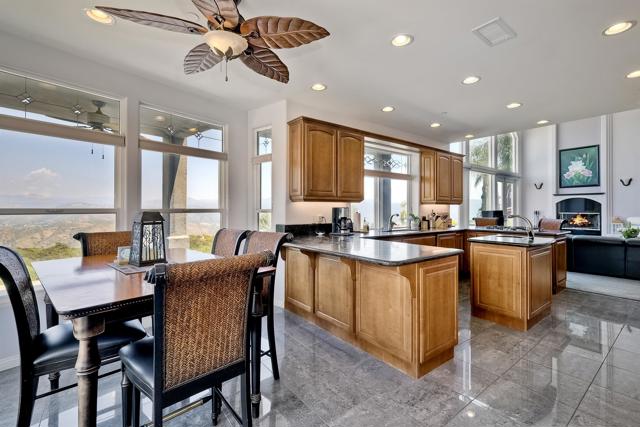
<box><xmin>386</xmin><ymin>213</ymin><xmax>399</xmax><ymax>232</ymax></box>
<box><xmin>508</xmin><ymin>214</ymin><xmax>535</xmax><ymax>241</ymax></box>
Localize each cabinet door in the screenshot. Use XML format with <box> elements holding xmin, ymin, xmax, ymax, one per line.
<box><xmin>528</xmin><ymin>247</ymin><xmax>553</xmax><ymax>319</ymax></box>
<box><xmin>304</xmin><ymin>122</ymin><xmax>337</xmax><ymax>199</ymax></box>
<box><xmin>437</xmin><ymin>233</ymin><xmax>459</xmax><ymax>249</ymax></box>
<box><xmin>403</xmin><ymin>235</ymin><xmax>437</xmax><ymax>246</ymax></box>
<box><xmin>555</xmin><ymin>239</ymin><xmax>567</xmax><ymax>288</ymax></box>
<box><xmin>288</xmin><ymin>119</ymin><xmax>304</xmax><ymax>200</ymax></box>
<box><xmin>420</xmin><ymin>150</ymin><xmax>437</xmax><ymax>204</ymax></box>
<box><xmin>337</xmin><ymin>130</ymin><xmax>364</xmax><ymax>201</ymax></box>
<box><xmin>451</xmin><ymin>156</ymin><xmax>463</xmax><ymax>204</ymax></box>
<box><xmin>436</xmin><ymin>153</ymin><xmax>452</xmax><ymax>203</ymax></box>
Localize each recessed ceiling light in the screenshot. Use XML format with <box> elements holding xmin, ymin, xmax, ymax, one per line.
<box><xmin>85</xmin><ymin>8</ymin><xmax>114</xmax><ymax>25</ymax></box>
<box><xmin>626</xmin><ymin>70</ymin><xmax>640</xmax><ymax>79</ymax></box>
<box><xmin>381</xmin><ymin>106</ymin><xmax>395</xmax><ymax>112</ymax></box>
<box><xmin>311</xmin><ymin>83</ymin><xmax>327</xmax><ymax>91</ymax></box>
<box><xmin>430</xmin><ymin>122</ymin><xmax>441</xmax><ymax>128</ymax></box>
<box><xmin>464</xmin><ymin>134</ymin><xmax>474</xmax><ymax>139</ymax></box>
<box><xmin>391</xmin><ymin>34</ymin><xmax>414</xmax><ymax>47</ymax></box>
<box><xmin>188</xmin><ymin>127</ymin><xmax>198</xmax><ymax>132</ymax></box>
<box><xmin>537</xmin><ymin>120</ymin><xmax>550</xmax><ymax>125</ymax></box>
<box><xmin>154</xmin><ymin>115</ymin><xmax>166</xmax><ymax>122</ymax></box>
<box><xmin>603</xmin><ymin>21</ymin><xmax>636</xmax><ymax>36</ymax></box>
<box><xmin>506</xmin><ymin>102</ymin><xmax>522</xmax><ymax>109</ymax></box>
<box><xmin>462</xmin><ymin>76</ymin><xmax>481</xmax><ymax>85</ymax></box>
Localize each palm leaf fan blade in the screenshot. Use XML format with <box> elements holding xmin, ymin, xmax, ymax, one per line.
<box><xmin>240</xmin><ymin>47</ymin><xmax>289</xmax><ymax>83</ymax></box>
<box><xmin>240</xmin><ymin>16</ymin><xmax>330</xmax><ymax>49</ymax></box>
<box><xmin>213</xmin><ymin>0</ymin><xmax>240</xmax><ymax>28</ymax></box>
<box><xmin>191</xmin><ymin>0</ymin><xmax>219</xmax><ymax>20</ymax></box>
<box><xmin>95</xmin><ymin>6</ymin><xmax>208</xmax><ymax>34</ymax></box>
<box><xmin>184</xmin><ymin>43</ymin><xmax>222</xmax><ymax>74</ymax></box>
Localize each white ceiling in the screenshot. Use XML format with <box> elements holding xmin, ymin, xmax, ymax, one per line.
<box><xmin>1</xmin><ymin>0</ymin><xmax>639</xmax><ymax>142</ymax></box>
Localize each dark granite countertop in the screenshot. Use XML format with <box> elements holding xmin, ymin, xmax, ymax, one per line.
<box><xmin>284</xmin><ymin>235</ymin><xmax>462</xmax><ymax>266</ymax></box>
<box><xmin>467</xmin><ymin>226</ymin><xmax>571</xmax><ymax>237</ymax></box>
<box><xmin>467</xmin><ymin>235</ymin><xmax>556</xmax><ymax>247</ymax></box>
<box><xmin>361</xmin><ymin>228</ymin><xmax>466</xmax><ymax>239</ymax></box>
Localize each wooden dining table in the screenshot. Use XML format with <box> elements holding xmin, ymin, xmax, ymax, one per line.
<box><xmin>32</xmin><ymin>248</ymin><xmax>274</xmax><ymax>427</ymax></box>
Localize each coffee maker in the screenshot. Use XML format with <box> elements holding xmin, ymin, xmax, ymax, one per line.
<box><xmin>331</xmin><ymin>207</ymin><xmax>353</xmax><ymax>235</ymax></box>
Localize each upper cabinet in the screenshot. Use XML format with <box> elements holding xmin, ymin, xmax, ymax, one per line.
<box><xmin>289</xmin><ymin>117</ymin><xmax>364</xmax><ymax>202</ymax></box>
<box><xmin>420</xmin><ymin>149</ymin><xmax>464</xmax><ymax>205</ymax></box>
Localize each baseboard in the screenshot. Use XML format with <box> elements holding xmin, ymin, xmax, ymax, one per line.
<box><xmin>0</xmin><ymin>354</ymin><xmax>20</xmax><ymax>372</ymax></box>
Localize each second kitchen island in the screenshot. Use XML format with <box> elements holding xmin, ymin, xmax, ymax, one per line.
<box><xmin>283</xmin><ymin>236</ymin><xmax>462</xmax><ymax>378</ymax></box>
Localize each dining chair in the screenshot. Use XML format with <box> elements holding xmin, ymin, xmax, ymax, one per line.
<box><xmin>73</xmin><ymin>231</ymin><xmax>132</xmax><ymax>256</ymax></box>
<box><xmin>473</xmin><ymin>217</ymin><xmax>500</xmax><ymax>226</ymax></box>
<box><xmin>211</xmin><ymin>228</ymin><xmax>250</xmax><ymax>257</ymax></box>
<box><xmin>538</xmin><ymin>218</ymin><xmax>567</xmax><ymax>231</ymax></box>
<box><xmin>0</xmin><ymin>246</ymin><xmax>147</xmax><ymax>427</ymax></box>
<box><xmin>242</xmin><ymin>232</ymin><xmax>293</xmax><ymax>381</ymax></box>
<box><xmin>119</xmin><ymin>251</ymin><xmax>274</xmax><ymax>427</ymax></box>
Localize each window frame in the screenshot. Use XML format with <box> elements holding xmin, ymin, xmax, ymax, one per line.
<box><xmin>138</xmin><ymin>104</ymin><xmax>228</xmax><ymax>246</ymax></box>
<box><xmin>457</xmin><ymin>133</ymin><xmax>521</xmax><ymax>225</ymax></box>
<box><xmin>253</xmin><ymin>126</ymin><xmax>273</xmax><ymax>231</ymax></box>
<box><xmin>353</xmin><ymin>141</ymin><xmax>418</xmax><ymax>230</ymax></box>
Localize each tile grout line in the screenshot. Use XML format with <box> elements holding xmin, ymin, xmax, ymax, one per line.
<box><xmin>565</xmin><ymin>321</ymin><xmax>626</xmax><ymax>425</ymax></box>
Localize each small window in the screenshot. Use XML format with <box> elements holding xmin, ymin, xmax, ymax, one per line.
<box><xmin>139</xmin><ymin>105</ymin><xmax>223</xmax><ymax>153</ymax></box>
<box><xmin>469</xmin><ymin>137</ymin><xmax>492</xmax><ymax>168</ymax></box>
<box><xmin>254</xmin><ymin>128</ymin><xmax>272</xmax><ymax>231</ymax></box>
<box><xmin>0</xmin><ymin>69</ymin><xmax>120</xmax><ymax>133</ymax></box>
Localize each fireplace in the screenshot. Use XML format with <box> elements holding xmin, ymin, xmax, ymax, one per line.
<box><xmin>556</xmin><ymin>198</ymin><xmax>601</xmax><ymax>235</ymax></box>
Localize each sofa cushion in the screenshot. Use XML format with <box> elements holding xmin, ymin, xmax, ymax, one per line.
<box><xmin>572</xmin><ymin>235</ymin><xmax>625</xmax><ymax>245</ymax></box>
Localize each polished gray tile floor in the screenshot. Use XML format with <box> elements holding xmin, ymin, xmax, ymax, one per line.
<box><xmin>567</xmin><ymin>272</ymin><xmax>640</xmax><ymax>301</ymax></box>
<box><xmin>4</xmin><ymin>280</ymin><xmax>640</xmax><ymax>426</ymax></box>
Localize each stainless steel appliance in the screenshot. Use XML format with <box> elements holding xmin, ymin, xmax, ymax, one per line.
<box><xmin>331</xmin><ymin>207</ymin><xmax>353</xmax><ymax>234</ymax></box>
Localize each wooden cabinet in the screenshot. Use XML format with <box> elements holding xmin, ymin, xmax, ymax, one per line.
<box><xmin>554</xmin><ymin>238</ymin><xmax>568</xmax><ymax>291</ymax></box>
<box><xmin>284</xmin><ymin>246</ymin><xmax>459</xmax><ymax>378</ymax></box>
<box><xmin>420</xmin><ymin>149</ymin><xmax>463</xmax><ymax>205</ymax></box>
<box><xmin>402</xmin><ymin>235</ymin><xmax>437</xmax><ymax>246</ymax></box>
<box><xmin>470</xmin><ymin>242</ymin><xmax>552</xmax><ymax>331</ymax></box>
<box><xmin>437</xmin><ymin>232</ymin><xmax>463</xmax><ymax>270</ymax></box>
<box><xmin>337</xmin><ymin>130</ymin><xmax>365</xmax><ymax>200</ymax></box>
<box><xmin>289</xmin><ymin>117</ymin><xmax>364</xmax><ymax>202</ymax></box>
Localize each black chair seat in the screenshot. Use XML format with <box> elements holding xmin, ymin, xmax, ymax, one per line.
<box><xmin>119</xmin><ymin>336</ymin><xmax>154</xmax><ymax>395</ymax></box>
<box><xmin>33</xmin><ymin>320</ymin><xmax>147</xmax><ymax>375</ymax></box>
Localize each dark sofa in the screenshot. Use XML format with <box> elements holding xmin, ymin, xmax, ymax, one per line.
<box><xmin>568</xmin><ymin>235</ymin><xmax>639</xmax><ymax>279</ymax></box>
<box><xmin>627</xmin><ymin>239</ymin><xmax>640</xmax><ymax>280</ymax></box>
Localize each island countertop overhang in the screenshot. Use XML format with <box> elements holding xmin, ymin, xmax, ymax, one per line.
<box><xmin>283</xmin><ymin>235</ymin><xmax>462</xmax><ymax>266</ymax></box>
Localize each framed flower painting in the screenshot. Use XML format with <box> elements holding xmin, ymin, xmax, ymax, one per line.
<box><xmin>559</xmin><ymin>145</ymin><xmax>600</xmax><ymax>188</ymax></box>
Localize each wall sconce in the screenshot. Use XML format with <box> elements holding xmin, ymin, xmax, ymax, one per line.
<box><xmin>620</xmin><ymin>178</ymin><xmax>632</xmax><ymax>187</ymax></box>
<box><xmin>534</xmin><ymin>183</ymin><xmax>544</xmax><ymax>190</ymax></box>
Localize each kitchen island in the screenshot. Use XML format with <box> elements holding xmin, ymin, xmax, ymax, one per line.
<box><xmin>283</xmin><ymin>235</ymin><xmax>462</xmax><ymax>378</ymax></box>
<box><xmin>468</xmin><ymin>235</ymin><xmax>555</xmax><ymax>331</ymax></box>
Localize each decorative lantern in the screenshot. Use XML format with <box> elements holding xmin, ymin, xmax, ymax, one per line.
<box><xmin>129</xmin><ymin>212</ymin><xmax>166</xmax><ymax>267</ymax></box>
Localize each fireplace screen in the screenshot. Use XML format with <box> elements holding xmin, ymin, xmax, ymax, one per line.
<box><xmin>559</xmin><ymin>212</ymin><xmax>601</xmax><ymax>231</ymax></box>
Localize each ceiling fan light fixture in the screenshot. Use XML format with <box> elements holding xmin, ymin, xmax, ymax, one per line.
<box><xmin>85</xmin><ymin>8</ymin><xmax>114</xmax><ymax>25</ymax></box>
<box><xmin>391</xmin><ymin>34</ymin><xmax>414</xmax><ymax>47</ymax></box>
<box><xmin>603</xmin><ymin>21</ymin><xmax>636</xmax><ymax>36</ymax></box>
<box><xmin>203</xmin><ymin>30</ymin><xmax>248</xmax><ymax>58</ymax></box>
<box><xmin>311</xmin><ymin>83</ymin><xmax>327</xmax><ymax>91</ymax></box>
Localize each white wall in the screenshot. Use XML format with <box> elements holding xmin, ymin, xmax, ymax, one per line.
<box><xmin>0</xmin><ymin>31</ymin><xmax>251</xmax><ymax>369</ymax></box>
<box><xmin>521</xmin><ymin>126</ymin><xmax>556</xmax><ymax>220</ymax></box>
<box><xmin>521</xmin><ymin>108</ymin><xmax>640</xmax><ymax>231</ymax></box>
<box><xmin>611</xmin><ymin>109</ymin><xmax>640</xmax><ymax>220</ymax></box>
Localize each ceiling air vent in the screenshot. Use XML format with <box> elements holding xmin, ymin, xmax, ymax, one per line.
<box><xmin>472</xmin><ymin>17</ymin><xmax>517</xmax><ymax>47</ymax></box>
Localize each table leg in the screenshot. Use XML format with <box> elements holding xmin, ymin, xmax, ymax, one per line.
<box><xmin>250</xmin><ymin>278</ymin><xmax>264</xmax><ymax>419</ymax></box>
<box><xmin>72</xmin><ymin>316</ymin><xmax>105</xmax><ymax>427</ymax></box>
<box><xmin>44</xmin><ymin>293</ymin><xmax>61</xmax><ymax>390</ymax></box>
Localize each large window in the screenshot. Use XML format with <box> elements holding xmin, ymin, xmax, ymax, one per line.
<box><xmin>0</xmin><ymin>71</ymin><xmax>121</xmax><ymax>279</ymax></box>
<box><xmin>452</xmin><ymin>133</ymin><xmax>519</xmax><ymax>224</ymax></box>
<box><xmin>352</xmin><ymin>142</ymin><xmax>417</xmax><ymax>229</ymax></box>
<box><xmin>139</xmin><ymin>105</ymin><xmax>226</xmax><ymax>253</ymax></box>
<box><xmin>254</xmin><ymin>128</ymin><xmax>272</xmax><ymax>231</ymax></box>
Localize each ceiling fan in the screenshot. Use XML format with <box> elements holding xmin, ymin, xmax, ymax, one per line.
<box><xmin>95</xmin><ymin>0</ymin><xmax>330</xmax><ymax>83</ymax></box>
